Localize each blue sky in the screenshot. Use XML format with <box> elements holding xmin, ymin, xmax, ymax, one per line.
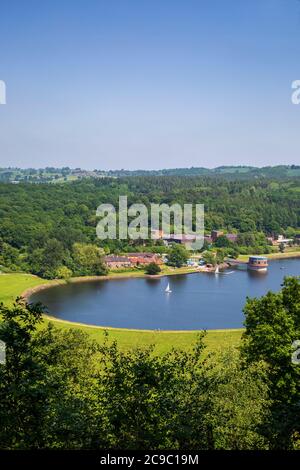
<box><xmin>0</xmin><ymin>0</ymin><xmax>300</xmax><ymax>170</ymax></box>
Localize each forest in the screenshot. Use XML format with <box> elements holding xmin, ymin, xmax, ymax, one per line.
<box><xmin>0</xmin><ymin>277</ymin><xmax>300</xmax><ymax>449</ymax></box>
<box><xmin>0</xmin><ymin>175</ymin><xmax>299</xmax><ymax>278</ymax></box>
<box><xmin>1</xmin><ymin>164</ymin><xmax>300</xmax><ymax>182</ymax></box>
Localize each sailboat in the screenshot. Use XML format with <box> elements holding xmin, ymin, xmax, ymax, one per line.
<box><xmin>165</xmin><ymin>282</ymin><xmax>172</xmax><ymax>293</ymax></box>
<box><xmin>215</xmin><ymin>265</ymin><xmax>220</xmax><ymax>274</ymax></box>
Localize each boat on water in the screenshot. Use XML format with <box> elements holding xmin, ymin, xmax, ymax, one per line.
<box><xmin>165</xmin><ymin>282</ymin><xmax>172</xmax><ymax>293</ymax></box>
<box><xmin>215</xmin><ymin>265</ymin><xmax>220</xmax><ymax>274</ymax></box>
<box><xmin>247</xmin><ymin>256</ymin><xmax>268</xmax><ymax>272</ymax></box>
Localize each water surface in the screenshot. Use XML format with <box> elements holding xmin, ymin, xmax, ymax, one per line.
<box><xmin>30</xmin><ymin>258</ymin><xmax>300</xmax><ymax>330</ymax></box>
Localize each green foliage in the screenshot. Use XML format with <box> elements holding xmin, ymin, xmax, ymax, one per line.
<box><xmin>214</xmin><ymin>235</ymin><xmax>233</xmax><ymax>248</ymax></box>
<box><xmin>72</xmin><ymin>243</ymin><xmax>107</xmax><ymax>276</ymax></box>
<box><xmin>215</xmin><ymin>249</ymin><xmax>225</xmax><ymax>264</ymax></box>
<box><xmin>0</xmin><ymin>300</ymin><xmax>270</xmax><ymax>450</ymax></box>
<box><xmin>224</xmin><ymin>247</ymin><xmax>240</xmax><ymax>259</ymax></box>
<box><xmin>241</xmin><ymin>276</ymin><xmax>300</xmax><ymax>448</ymax></box>
<box><xmin>0</xmin><ymin>299</ymin><xmax>45</xmax><ymax>448</ymax></box>
<box><xmin>201</xmin><ymin>251</ymin><xmax>216</xmax><ymax>266</ymax></box>
<box><xmin>206</xmin><ymin>349</ymin><xmax>269</xmax><ymax>449</ymax></box>
<box><xmin>144</xmin><ymin>262</ymin><xmax>161</xmax><ymax>275</ymax></box>
<box><xmin>2</xmin><ymin>165</ymin><xmax>300</xmax><ymax>181</ymax></box>
<box><xmin>0</xmin><ymin>176</ymin><xmax>299</xmax><ymax>275</ymax></box>
<box><xmin>28</xmin><ymin>239</ymin><xmax>65</xmax><ymax>278</ymax></box>
<box><xmin>56</xmin><ymin>265</ymin><xmax>73</xmax><ymax>279</ymax></box>
<box><xmin>167</xmin><ymin>244</ymin><xmax>189</xmax><ymax>268</ymax></box>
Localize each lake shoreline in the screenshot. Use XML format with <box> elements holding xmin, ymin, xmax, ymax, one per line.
<box><xmin>22</xmin><ymin>272</ymin><xmax>247</xmax><ymax>333</ymax></box>
<box><xmin>22</xmin><ymin>251</ymin><xmax>300</xmax><ymax>306</ymax></box>
<box><xmin>237</xmin><ymin>250</ymin><xmax>300</xmax><ymax>261</ymax></box>
<box><xmin>21</xmin><ymin>268</ymin><xmax>202</xmax><ymax>303</ymax></box>
<box><xmin>21</xmin><ymin>254</ymin><xmax>300</xmax><ymax>333</ymax></box>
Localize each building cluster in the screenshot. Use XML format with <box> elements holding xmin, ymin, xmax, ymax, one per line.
<box><xmin>104</xmin><ymin>231</ymin><xmax>300</xmax><ymax>270</ymax></box>
<box><xmin>204</xmin><ymin>230</ymin><xmax>238</xmax><ymax>244</ymax></box>
<box><xmin>267</xmin><ymin>234</ymin><xmax>294</xmax><ymax>247</ymax></box>
<box><xmin>154</xmin><ymin>229</ymin><xmax>238</xmax><ymax>246</ymax></box>
<box><xmin>105</xmin><ymin>253</ymin><xmax>162</xmax><ymax>269</ymax></box>
<box><xmin>157</xmin><ymin>229</ymin><xmax>298</xmax><ymax>247</ymax></box>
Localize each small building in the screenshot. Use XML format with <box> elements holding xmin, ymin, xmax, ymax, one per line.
<box><xmin>208</xmin><ymin>230</ymin><xmax>238</xmax><ymax>243</ymax></box>
<box><xmin>126</xmin><ymin>253</ymin><xmax>163</xmax><ymax>266</ymax></box>
<box><xmin>248</xmin><ymin>256</ymin><xmax>268</xmax><ymax>272</ymax></box>
<box><xmin>187</xmin><ymin>257</ymin><xmax>199</xmax><ymax>266</ymax></box>
<box><xmin>211</xmin><ymin>230</ymin><xmax>224</xmax><ymax>242</ymax></box>
<box><xmin>104</xmin><ymin>255</ymin><xmax>132</xmax><ymax>269</ymax></box>
<box><xmin>275</xmin><ymin>235</ymin><xmax>293</xmax><ymax>246</ymax></box>
<box><xmin>162</xmin><ymin>234</ymin><xmax>202</xmax><ymax>249</ymax></box>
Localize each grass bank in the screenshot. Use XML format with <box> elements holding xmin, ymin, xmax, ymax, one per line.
<box><xmin>0</xmin><ymin>272</ymin><xmax>242</xmax><ymax>354</ymax></box>
<box><xmin>237</xmin><ymin>248</ymin><xmax>300</xmax><ymax>262</ymax></box>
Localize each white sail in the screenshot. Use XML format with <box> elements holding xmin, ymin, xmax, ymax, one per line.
<box><xmin>215</xmin><ymin>265</ymin><xmax>219</xmax><ymax>274</ymax></box>
<box><xmin>165</xmin><ymin>282</ymin><xmax>172</xmax><ymax>293</ymax></box>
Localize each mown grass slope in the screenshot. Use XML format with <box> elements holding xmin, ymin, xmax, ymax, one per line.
<box><xmin>0</xmin><ymin>272</ymin><xmax>242</xmax><ymax>354</ymax></box>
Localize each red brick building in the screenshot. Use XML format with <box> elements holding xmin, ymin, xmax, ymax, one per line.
<box><xmin>126</xmin><ymin>253</ymin><xmax>162</xmax><ymax>266</ymax></box>
<box><xmin>104</xmin><ymin>255</ymin><xmax>132</xmax><ymax>269</ymax></box>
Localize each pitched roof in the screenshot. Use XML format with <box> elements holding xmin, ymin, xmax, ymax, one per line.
<box><xmin>105</xmin><ymin>255</ymin><xmax>131</xmax><ymax>262</ymax></box>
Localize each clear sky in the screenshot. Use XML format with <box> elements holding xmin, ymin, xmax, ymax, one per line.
<box><xmin>0</xmin><ymin>0</ymin><xmax>300</xmax><ymax>170</ymax></box>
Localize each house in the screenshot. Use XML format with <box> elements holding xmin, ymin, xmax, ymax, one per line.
<box><xmin>204</xmin><ymin>235</ymin><xmax>213</xmax><ymax>244</ymax></box>
<box><xmin>126</xmin><ymin>253</ymin><xmax>163</xmax><ymax>266</ymax></box>
<box><xmin>162</xmin><ymin>234</ymin><xmax>202</xmax><ymax>248</ymax></box>
<box><xmin>211</xmin><ymin>230</ymin><xmax>224</xmax><ymax>242</ymax></box>
<box><xmin>104</xmin><ymin>255</ymin><xmax>132</xmax><ymax>269</ymax></box>
<box><xmin>210</xmin><ymin>230</ymin><xmax>238</xmax><ymax>243</ymax></box>
<box><xmin>273</xmin><ymin>235</ymin><xmax>294</xmax><ymax>246</ymax></box>
<box><xmin>187</xmin><ymin>256</ymin><xmax>201</xmax><ymax>266</ymax></box>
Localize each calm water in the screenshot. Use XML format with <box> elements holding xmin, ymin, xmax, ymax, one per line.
<box><xmin>30</xmin><ymin>259</ymin><xmax>300</xmax><ymax>330</ymax></box>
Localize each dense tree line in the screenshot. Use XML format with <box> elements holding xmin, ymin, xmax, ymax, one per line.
<box><xmin>0</xmin><ymin>176</ymin><xmax>299</xmax><ymax>277</ymax></box>
<box><xmin>0</xmin><ymin>276</ymin><xmax>299</xmax><ymax>449</ymax></box>
<box><xmin>241</xmin><ymin>277</ymin><xmax>300</xmax><ymax>448</ymax></box>
<box><xmin>0</xmin><ymin>300</ymin><xmax>268</xmax><ymax>450</ymax></box>
<box><xmin>1</xmin><ymin>164</ymin><xmax>300</xmax><ymax>181</ymax></box>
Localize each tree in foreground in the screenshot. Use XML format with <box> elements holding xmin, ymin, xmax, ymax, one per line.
<box><xmin>0</xmin><ymin>299</ymin><xmax>270</xmax><ymax>450</ymax></box>
<box><xmin>241</xmin><ymin>276</ymin><xmax>300</xmax><ymax>449</ymax></box>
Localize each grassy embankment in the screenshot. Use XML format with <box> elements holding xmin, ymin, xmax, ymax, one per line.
<box><xmin>1</xmin><ymin>250</ymin><xmax>299</xmax><ymax>353</ymax></box>
<box><xmin>237</xmin><ymin>247</ymin><xmax>300</xmax><ymax>262</ymax></box>
<box><xmin>0</xmin><ymin>272</ymin><xmax>242</xmax><ymax>355</ymax></box>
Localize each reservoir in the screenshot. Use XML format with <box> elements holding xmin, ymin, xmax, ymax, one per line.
<box><xmin>29</xmin><ymin>258</ymin><xmax>300</xmax><ymax>330</ymax></box>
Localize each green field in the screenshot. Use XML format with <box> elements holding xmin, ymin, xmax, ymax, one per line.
<box><xmin>0</xmin><ymin>273</ymin><xmax>242</xmax><ymax>354</ymax></box>
<box><xmin>0</xmin><ymin>273</ymin><xmax>51</xmax><ymax>305</ymax></box>
<box><xmin>237</xmin><ymin>247</ymin><xmax>300</xmax><ymax>262</ymax></box>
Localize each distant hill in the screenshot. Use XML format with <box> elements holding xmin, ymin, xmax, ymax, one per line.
<box><xmin>1</xmin><ymin>165</ymin><xmax>300</xmax><ymax>183</ymax></box>
<box><xmin>104</xmin><ymin>165</ymin><xmax>300</xmax><ymax>179</ymax></box>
